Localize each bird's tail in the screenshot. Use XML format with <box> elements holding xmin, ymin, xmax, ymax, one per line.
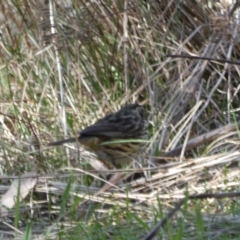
<box><xmin>48</xmin><ymin>137</ymin><xmax>78</xmax><ymax>146</ymax></box>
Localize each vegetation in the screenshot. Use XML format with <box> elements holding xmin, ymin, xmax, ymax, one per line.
<box><xmin>0</xmin><ymin>0</ymin><xmax>240</xmax><ymax>239</ymax></box>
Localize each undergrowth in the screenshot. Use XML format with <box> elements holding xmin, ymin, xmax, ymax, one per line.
<box><xmin>0</xmin><ymin>0</ymin><xmax>240</xmax><ymax>239</ymax></box>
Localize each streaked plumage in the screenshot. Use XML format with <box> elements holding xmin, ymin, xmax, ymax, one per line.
<box><xmin>48</xmin><ymin>104</ymin><xmax>148</xmax><ymax>166</ymax></box>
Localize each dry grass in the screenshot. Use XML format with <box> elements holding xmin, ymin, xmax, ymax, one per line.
<box><xmin>0</xmin><ymin>0</ymin><xmax>240</xmax><ymax>239</ymax></box>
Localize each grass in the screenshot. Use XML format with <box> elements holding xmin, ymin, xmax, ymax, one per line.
<box><xmin>0</xmin><ymin>0</ymin><xmax>240</xmax><ymax>239</ymax></box>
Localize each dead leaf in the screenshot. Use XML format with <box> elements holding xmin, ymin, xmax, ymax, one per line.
<box><xmin>0</xmin><ymin>172</ymin><xmax>38</xmax><ymax>217</ymax></box>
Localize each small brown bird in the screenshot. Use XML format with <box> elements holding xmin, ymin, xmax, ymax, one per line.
<box><xmin>48</xmin><ymin>104</ymin><xmax>148</xmax><ymax>166</ymax></box>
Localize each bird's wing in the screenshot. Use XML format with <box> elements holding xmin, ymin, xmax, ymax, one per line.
<box><xmin>80</xmin><ymin>122</ymin><xmax>125</xmax><ymax>139</ymax></box>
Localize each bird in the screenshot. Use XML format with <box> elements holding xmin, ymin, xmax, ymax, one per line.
<box><xmin>48</xmin><ymin>103</ymin><xmax>148</xmax><ymax>167</ymax></box>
